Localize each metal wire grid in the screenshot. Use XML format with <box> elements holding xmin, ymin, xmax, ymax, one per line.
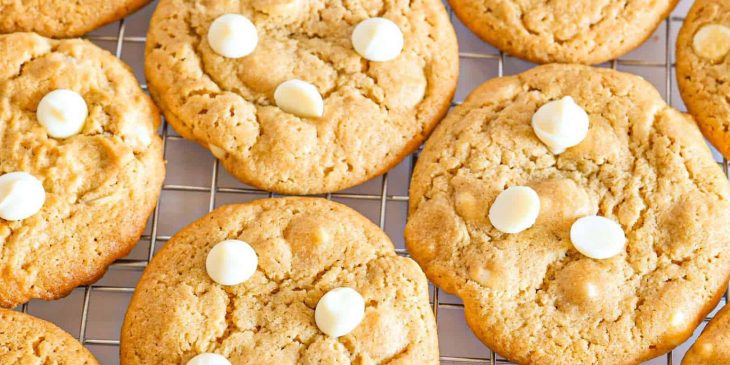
<box><xmin>13</xmin><ymin>1</ymin><xmax>729</xmax><ymax>364</ymax></box>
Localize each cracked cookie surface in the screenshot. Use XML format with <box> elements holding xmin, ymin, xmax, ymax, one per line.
<box><xmin>145</xmin><ymin>0</ymin><xmax>458</xmax><ymax>194</ymax></box>
<box><xmin>0</xmin><ymin>309</ymin><xmax>99</xmax><ymax>364</ymax></box>
<box><xmin>449</xmin><ymin>0</ymin><xmax>677</xmax><ymax>64</ymax></box>
<box><xmin>0</xmin><ymin>0</ymin><xmax>151</xmax><ymax>38</ymax></box>
<box><xmin>0</xmin><ymin>33</ymin><xmax>165</xmax><ymax>307</ymax></box>
<box><xmin>682</xmin><ymin>303</ymin><xmax>730</xmax><ymax>365</ymax></box>
<box><xmin>677</xmin><ymin>0</ymin><xmax>730</xmax><ymax>159</ymax></box>
<box><xmin>405</xmin><ymin>64</ymin><xmax>730</xmax><ymax>364</ymax></box>
<box><xmin>120</xmin><ymin>197</ymin><xmax>438</xmax><ymax>364</ymax></box>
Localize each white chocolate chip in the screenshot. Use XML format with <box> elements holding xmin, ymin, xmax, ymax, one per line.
<box><xmin>531</xmin><ymin>96</ymin><xmax>590</xmax><ymax>154</ymax></box>
<box><xmin>693</xmin><ymin>24</ymin><xmax>730</xmax><ymax>61</ymax></box>
<box><xmin>208</xmin><ymin>14</ymin><xmax>258</xmax><ymax>58</ymax></box>
<box><xmin>570</xmin><ymin>215</ymin><xmax>626</xmax><ymax>259</ymax></box>
<box><xmin>37</xmin><ymin>89</ymin><xmax>88</xmax><ymax>139</ymax></box>
<box><xmin>187</xmin><ymin>353</ymin><xmax>231</xmax><ymax>365</ymax></box>
<box><xmin>0</xmin><ymin>172</ymin><xmax>46</xmax><ymax>221</ymax></box>
<box><xmin>488</xmin><ymin>186</ymin><xmax>540</xmax><ymax>234</ymax></box>
<box><xmin>205</xmin><ymin>240</ymin><xmax>258</xmax><ymax>286</ymax></box>
<box><xmin>315</xmin><ymin>287</ymin><xmax>365</xmax><ymax>338</ymax></box>
<box><xmin>351</xmin><ymin>17</ymin><xmax>404</xmax><ymax>62</ymax></box>
<box><xmin>274</xmin><ymin>79</ymin><xmax>324</xmax><ymax>118</ymax></box>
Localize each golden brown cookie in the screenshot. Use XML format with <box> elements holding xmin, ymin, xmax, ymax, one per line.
<box><xmin>677</xmin><ymin>0</ymin><xmax>730</xmax><ymax>159</ymax></box>
<box><xmin>450</xmin><ymin>0</ymin><xmax>678</xmax><ymax>64</ymax></box>
<box><xmin>145</xmin><ymin>0</ymin><xmax>458</xmax><ymax>194</ymax></box>
<box><xmin>682</xmin><ymin>303</ymin><xmax>730</xmax><ymax>365</ymax></box>
<box><xmin>0</xmin><ymin>309</ymin><xmax>99</xmax><ymax>364</ymax></box>
<box><xmin>121</xmin><ymin>197</ymin><xmax>438</xmax><ymax>364</ymax></box>
<box><xmin>0</xmin><ymin>33</ymin><xmax>165</xmax><ymax>307</ymax></box>
<box><xmin>406</xmin><ymin>64</ymin><xmax>730</xmax><ymax>364</ymax></box>
<box><xmin>0</xmin><ymin>0</ymin><xmax>151</xmax><ymax>38</ymax></box>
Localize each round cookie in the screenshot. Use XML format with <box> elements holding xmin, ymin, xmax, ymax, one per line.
<box><xmin>0</xmin><ymin>0</ymin><xmax>151</xmax><ymax>38</ymax></box>
<box><xmin>405</xmin><ymin>64</ymin><xmax>730</xmax><ymax>364</ymax></box>
<box><xmin>0</xmin><ymin>0</ymin><xmax>150</xmax><ymax>38</ymax></box>
<box><xmin>677</xmin><ymin>0</ymin><xmax>730</xmax><ymax>159</ymax></box>
<box><xmin>450</xmin><ymin>0</ymin><xmax>678</xmax><ymax>64</ymax></box>
<box><xmin>0</xmin><ymin>33</ymin><xmax>165</xmax><ymax>307</ymax></box>
<box><xmin>0</xmin><ymin>309</ymin><xmax>99</xmax><ymax>364</ymax></box>
<box><xmin>121</xmin><ymin>197</ymin><xmax>438</xmax><ymax>364</ymax></box>
<box><xmin>145</xmin><ymin>0</ymin><xmax>458</xmax><ymax>194</ymax></box>
<box><xmin>683</xmin><ymin>303</ymin><xmax>730</xmax><ymax>364</ymax></box>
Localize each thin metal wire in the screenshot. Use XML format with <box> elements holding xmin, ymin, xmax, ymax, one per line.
<box><xmin>725</xmin><ymin>160</ymin><xmax>730</xmax><ymax>307</ymax></box>
<box><xmin>17</xmin><ymin>4</ymin><xmax>712</xmax><ymax>365</ymax></box>
<box><xmin>209</xmin><ymin>159</ymin><xmax>220</xmax><ymax>212</ymax></box>
<box><xmin>146</xmin><ymin>121</ymin><xmax>169</xmax><ymax>261</ymax></box>
<box><xmin>378</xmin><ymin>173</ymin><xmax>389</xmax><ymax>229</ymax></box>
<box><xmin>665</xmin><ymin>17</ymin><xmax>674</xmax><ymax>364</ymax></box>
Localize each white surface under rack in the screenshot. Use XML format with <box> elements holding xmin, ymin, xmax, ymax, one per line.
<box><xmin>14</xmin><ymin>1</ymin><xmax>729</xmax><ymax>364</ymax></box>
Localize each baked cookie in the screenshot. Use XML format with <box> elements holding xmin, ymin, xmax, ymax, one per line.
<box><xmin>121</xmin><ymin>197</ymin><xmax>438</xmax><ymax>364</ymax></box>
<box><xmin>0</xmin><ymin>0</ymin><xmax>151</xmax><ymax>38</ymax></box>
<box><xmin>450</xmin><ymin>0</ymin><xmax>678</xmax><ymax>64</ymax></box>
<box><xmin>677</xmin><ymin>0</ymin><xmax>730</xmax><ymax>159</ymax></box>
<box><xmin>0</xmin><ymin>33</ymin><xmax>164</xmax><ymax>307</ymax></box>
<box><xmin>0</xmin><ymin>309</ymin><xmax>99</xmax><ymax>364</ymax></box>
<box><xmin>145</xmin><ymin>0</ymin><xmax>458</xmax><ymax>194</ymax></box>
<box><xmin>683</xmin><ymin>303</ymin><xmax>730</xmax><ymax>364</ymax></box>
<box><xmin>406</xmin><ymin>64</ymin><xmax>730</xmax><ymax>364</ymax></box>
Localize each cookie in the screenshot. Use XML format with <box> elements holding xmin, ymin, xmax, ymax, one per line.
<box><xmin>0</xmin><ymin>0</ymin><xmax>151</xmax><ymax>38</ymax></box>
<box><xmin>121</xmin><ymin>197</ymin><xmax>438</xmax><ymax>364</ymax></box>
<box><xmin>450</xmin><ymin>0</ymin><xmax>678</xmax><ymax>64</ymax></box>
<box><xmin>405</xmin><ymin>64</ymin><xmax>730</xmax><ymax>364</ymax></box>
<box><xmin>0</xmin><ymin>309</ymin><xmax>99</xmax><ymax>364</ymax></box>
<box><xmin>145</xmin><ymin>0</ymin><xmax>458</xmax><ymax>194</ymax></box>
<box><xmin>683</xmin><ymin>303</ymin><xmax>730</xmax><ymax>364</ymax></box>
<box><xmin>0</xmin><ymin>33</ymin><xmax>165</xmax><ymax>307</ymax></box>
<box><xmin>677</xmin><ymin>0</ymin><xmax>730</xmax><ymax>159</ymax></box>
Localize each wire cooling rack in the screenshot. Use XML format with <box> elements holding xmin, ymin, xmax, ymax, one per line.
<box><xmin>13</xmin><ymin>1</ymin><xmax>729</xmax><ymax>364</ymax></box>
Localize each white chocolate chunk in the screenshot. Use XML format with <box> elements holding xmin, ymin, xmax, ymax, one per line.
<box><xmin>699</xmin><ymin>342</ymin><xmax>714</xmax><ymax>356</ymax></box>
<box><xmin>670</xmin><ymin>310</ymin><xmax>687</xmax><ymax>328</ymax></box>
<box><xmin>37</xmin><ymin>89</ymin><xmax>88</xmax><ymax>139</ymax></box>
<box><xmin>274</xmin><ymin>79</ymin><xmax>324</xmax><ymax>118</ymax></box>
<box><xmin>693</xmin><ymin>24</ymin><xmax>730</xmax><ymax>61</ymax></box>
<box><xmin>121</xmin><ymin>122</ymin><xmax>152</xmax><ymax>149</ymax></box>
<box><xmin>315</xmin><ymin>287</ymin><xmax>365</xmax><ymax>338</ymax></box>
<box><xmin>205</xmin><ymin>240</ymin><xmax>258</xmax><ymax>286</ymax></box>
<box><xmin>488</xmin><ymin>186</ymin><xmax>540</xmax><ymax>234</ymax></box>
<box><xmin>351</xmin><ymin>17</ymin><xmax>404</xmax><ymax>62</ymax></box>
<box><xmin>585</xmin><ymin>282</ymin><xmax>599</xmax><ymax>299</ymax></box>
<box><xmin>209</xmin><ymin>144</ymin><xmax>226</xmax><ymax>159</ymax></box>
<box><xmin>531</xmin><ymin>96</ymin><xmax>590</xmax><ymax>154</ymax></box>
<box><xmin>208</xmin><ymin>14</ymin><xmax>258</xmax><ymax>58</ymax></box>
<box><xmin>187</xmin><ymin>353</ymin><xmax>231</xmax><ymax>365</ymax></box>
<box><xmin>570</xmin><ymin>215</ymin><xmax>626</xmax><ymax>259</ymax></box>
<box><xmin>0</xmin><ymin>172</ymin><xmax>46</xmax><ymax>221</ymax></box>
